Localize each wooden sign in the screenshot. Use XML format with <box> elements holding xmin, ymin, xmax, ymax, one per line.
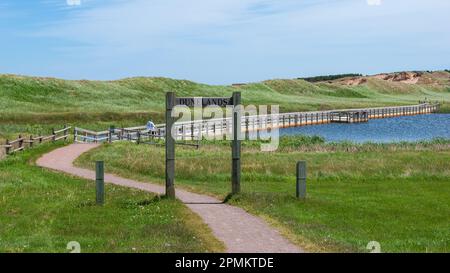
<box><xmin>165</xmin><ymin>92</ymin><xmax>241</xmax><ymax>199</ymax></box>
<box><xmin>175</xmin><ymin>97</ymin><xmax>233</xmax><ymax>107</ymax></box>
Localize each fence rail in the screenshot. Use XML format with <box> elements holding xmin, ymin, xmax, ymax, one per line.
<box><xmin>73</xmin><ymin>102</ymin><xmax>440</xmax><ymax>144</ymax></box>
<box><xmin>73</xmin><ymin>126</ymin><xmax>165</xmax><ymax>144</ymax></box>
<box><xmin>2</xmin><ymin>126</ymin><xmax>71</xmax><ymax>156</ymax></box>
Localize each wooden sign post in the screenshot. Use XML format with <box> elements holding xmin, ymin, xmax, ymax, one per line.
<box><xmin>165</xmin><ymin>92</ymin><xmax>241</xmax><ymax>198</ymax></box>
<box><xmin>231</xmin><ymin>92</ymin><xmax>241</xmax><ymax>194</ymax></box>
<box><xmin>165</xmin><ymin>92</ymin><xmax>176</xmax><ymax>198</ymax></box>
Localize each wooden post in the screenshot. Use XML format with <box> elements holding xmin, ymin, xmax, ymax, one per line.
<box><xmin>137</xmin><ymin>131</ymin><xmax>141</xmax><ymax>144</ymax></box>
<box><xmin>29</xmin><ymin>135</ymin><xmax>34</xmax><ymax>148</ymax></box>
<box><xmin>165</xmin><ymin>92</ymin><xmax>176</xmax><ymax>199</ymax></box>
<box><xmin>5</xmin><ymin>139</ymin><xmax>10</xmax><ymax>155</ymax></box>
<box><xmin>18</xmin><ymin>135</ymin><xmax>23</xmax><ymax>151</ymax></box>
<box><xmin>296</xmin><ymin>161</ymin><xmax>306</xmax><ymax>200</ymax></box>
<box><xmin>232</xmin><ymin>92</ymin><xmax>241</xmax><ymax>195</ymax></box>
<box><xmin>52</xmin><ymin>129</ymin><xmax>56</xmax><ymax>142</ymax></box>
<box><xmin>223</xmin><ymin>119</ymin><xmax>226</xmax><ymax>136</ymax></box>
<box><xmin>181</xmin><ymin>125</ymin><xmax>185</xmax><ymax>141</ymax></box>
<box><xmin>245</xmin><ymin>118</ymin><xmax>249</xmax><ymax>140</ymax></box>
<box><xmin>64</xmin><ymin>124</ymin><xmax>68</xmax><ymax>141</ymax></box>
<box><xmin>108</xmin><ymin>126</ymin><xmax>114</xmax><ymax>144</ymax></box>
<box><xmin>96</xmin><ymin>161</ymin><xmax>105</xmax><ymax>205</ymax></box>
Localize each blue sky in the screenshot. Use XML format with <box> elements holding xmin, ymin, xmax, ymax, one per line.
<box><xmin>0</xmin><ymin>0</ymin><xmax>449</xmax><ymax>84</ymax></box>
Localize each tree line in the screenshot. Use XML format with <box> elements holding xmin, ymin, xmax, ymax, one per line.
<box><xmin>298</xmin><ymin>74</ymin><xmax>363</xmax><ymax>83</ymax></box>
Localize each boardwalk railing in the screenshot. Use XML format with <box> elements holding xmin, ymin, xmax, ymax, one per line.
<box><xmin>73</xmin><ymin>102</ymin><xmax>440</xmax><ymax>143</ymax></box>
<box><xmin>2</xmin><ymin>125</ymin><xmax>71</xmax><ymax>155</ymax></box>
<box><xmin>74</xmin><ymin>126</ymin><xmax>165</xmax><ymax>144</ymax></box>
<box><xmin>159</xmin><ymin>102</ymin><xmax>440</xmax><ymax>140</ymax></box>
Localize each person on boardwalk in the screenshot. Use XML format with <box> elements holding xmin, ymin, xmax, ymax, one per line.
<box><xmin>146</xmin><ymin>120</ymin><xmax>156</xmax><ymax>135</ymax></box>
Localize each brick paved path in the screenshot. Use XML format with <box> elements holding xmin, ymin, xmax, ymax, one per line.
<box><xmin>37</xmin><ymin>144</ymin><xmax>303</xmax><ymax>253</ymax></box>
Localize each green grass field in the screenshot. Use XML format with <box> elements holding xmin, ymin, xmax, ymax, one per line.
<box><xmin>0</xmin><ymin>143</ymin><xmax>224</xmax><ymax>253</ymax></box>
<box><xmin>76</xmin><ymin>138</ymin><xmax>450</xmax><ymax>252</ymax></box>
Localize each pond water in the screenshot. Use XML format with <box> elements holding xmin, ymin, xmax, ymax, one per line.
<box><xmin>280</xmin><ymin>114</ymin><xmax>450</xmax><ymax>143</ymax></box>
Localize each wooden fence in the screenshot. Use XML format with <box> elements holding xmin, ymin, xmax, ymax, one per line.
<box><xmin>73</xmin><ymin>102</ymin><xmax>440</xmax><ymax>143</ymax></box>
<box><xmin>74</xmin><ymin>126</ymin><xmax>165</xmax><ymax>144</ymax></box>
<box><xmin>2</xmin><ymin>126</ymin><xmax>71</xmax><ymax>156</ymax></box>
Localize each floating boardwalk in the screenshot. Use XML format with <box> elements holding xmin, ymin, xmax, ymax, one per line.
<box><xmin>330</xmin><ymin>110</ymin><xmax>369</xmax><ymax>123</ymax></box>
<box><xmin>72</xmin><ymin>102</ymin><xmax>440</xmax><ymax>143</ymax></box>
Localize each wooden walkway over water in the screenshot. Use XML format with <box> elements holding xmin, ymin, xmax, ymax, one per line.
<box><xmin>73</xmin><ymin>102</ymin><xmax>440</xmax><ymax>143</ymax></box>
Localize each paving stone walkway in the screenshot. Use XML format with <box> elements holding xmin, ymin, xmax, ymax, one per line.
<box><xmin>37</xmin><ymin>144</ymin><xmax>303</xmax><ymax>253</ymax></box>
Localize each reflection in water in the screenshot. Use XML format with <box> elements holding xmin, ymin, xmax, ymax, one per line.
<box><xmin>280</xmin><ymin>114</ymin><xmax>450</xmax><ymax>143</ymax></box>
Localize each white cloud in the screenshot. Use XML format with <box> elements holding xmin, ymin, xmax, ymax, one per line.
<box><xmin>367</xmin><ymin>0</ymin><xmax>382</xmax><ymax>6</ymax></box>
<box><xmin>38</xmin><ymin>0</ymin><xmax>450</xmax><ymax>53</ymax></box>
<box><xmin>26</xmin><ymin>0</ymin><xmax>450</xmax><ymax>83</ymax></box>
<box><xmin>67</xmin><ymin>0</ymin><xmax>81</xmax><ymax>6</ymax></box>
<box><xmin>42</xmin><ymin>0</ymin><xmax>270</xmax><ymax>47</ymax></box>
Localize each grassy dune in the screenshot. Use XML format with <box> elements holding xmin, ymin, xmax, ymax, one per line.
<box><xmin>1</xmin><ymin>72</ymin><xmax>450</xmax><ymax>140</ymax></box>
<box><xmin>76</xmin><ymin>138</ymin><xmax>450</xmax><ymax>252</ymax></box>
<box><xmin>0</xmin><ymin>143</ymin><xmax>224</xmax><ymax>253</ymax></box>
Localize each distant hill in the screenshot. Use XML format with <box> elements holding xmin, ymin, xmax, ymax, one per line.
<box><xmin>298</xmin><ymin>71</ymin><xmax>450</xmax><ymax>86</ymax></box>
<box><xmin>325</xmin><ymin>71</ymin><xmax>450</xmax><ymax>87</ymax></box>
<box><xmin>0</xmin><ymin>71</ymin><xmax>449</xmax><ymax>126</ymax></box>
<box><xmin>298</xmin><ymin>74</ymin><xmax>363</xmax><ymax>83</ymax></box>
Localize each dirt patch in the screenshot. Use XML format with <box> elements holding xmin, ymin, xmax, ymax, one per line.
<box><xmin>333</xmin><ymin>71</ymin><xmax>448</xmax><ymax>86</ymax></box>
<box><xmin>372</xmin><ymin>72</ymin><xmax>423</xmax><ymax>84</ymax></box>
<box><xmin>337</xmin><ymin>77</ymin><xmax>368</xmax><ymax>86</ymax></box>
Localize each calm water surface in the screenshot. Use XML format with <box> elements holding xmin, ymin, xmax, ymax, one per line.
<box><xmin>280</xmin><ymin>114</ymin><xmax>450</xmax><ymax>143</ymax></box>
